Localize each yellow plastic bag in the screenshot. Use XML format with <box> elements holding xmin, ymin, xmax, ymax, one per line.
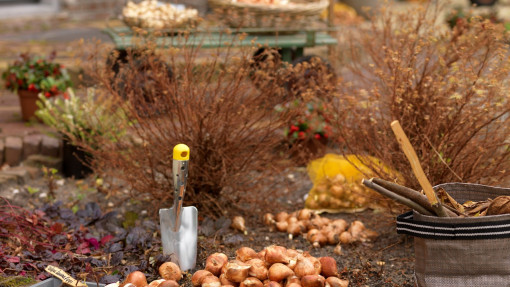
<box><xmin>305</xmin><ymin>154</ymin><xmax>400</xmax><ymax>213</ymax></box>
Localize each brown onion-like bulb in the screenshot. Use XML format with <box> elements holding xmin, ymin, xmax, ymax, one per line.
<box><xmin>285</xmin><ymin>276</ymin><xmax>300</xmax><ymax>287</ymax></box>
<box><xmin>206</xmin><ymin>253</ymin><xmax>229</xmax><ymax>276</ymax></box>
<box><xmin>301</xmin><ymin>275</ymin><xmax>325</xmax><ymax>287</ymax></box>
<box><xmin>333</xmin><ymin>244</ymin><xmax>343</xmax><ymax>256</ymax></box>
<box><xmin>276</xmin><ymin>221</ymin><xmax>289</xmax><ymax>232</ymax></box>
<box><xmin>158</xmin><ymin>280</ymin><xmax>179</xmax><ymax>287</ymax></box>
<box><xmin>264</xmin><ymin>213</ymin><xmax>276</xmax><ymax>226</ymax></box>
<box><xmin>307</xmin><ymin>256</ymin><xmax>322</xmax><ymax>276</ymax></box>
<box><xmin>237</xmin><ymin>247</ymin><xmax>259</xmax><ymax>262</ymax></box>
<box><xmin>275</xmin><ymin>212</ymin><xmax>289</xmax><ymax>222</ymax></box>
<box><xmin>294</xmin><ymin>256</ymin><xmax>317</xmax><ymax>278</ymax></box>
<box><xmin>310</xmin><ymin>217</ymin><xmax>325</xmax><ymax>229</ymax></box>
<box><xmin>258</xmin><ymin>249</ymin><xmax>267</xmax><ymax>260</ymax></box>
<box><xmin>287</xmin><ymin>222</ymin><xmax>302</xmax><ymax>236</ymax></box>
<box><xmin>297</xmin><ymin>209</ymin><xmax>313</xmax><ymax>221</ymax></box>
<box><xmin>319</xmin><ymin>257</ymin><xmax>338</xmax><ymax>277</ymax></box>
<box><xmin>306</xmin><ymin>229</ymin><xmax>320</xmax><ymax>242</ymax></box>
<box><xmin>241</xmin><ymin>277</ymin><xmax>264</xmax><ymax>287</ymax></box>
<box><xmin>286</xmin><ymin>249</ymin><xmax>300</xmax><ymax>259</ymax></box>
<box><xmin>286</xmin><ymin>257</ymin><xmax>297</xmax><ymax>270</ymax></box>
<box><xmin>264</xmin><ymin>281</ymin><xmax>282</xmax><ymax>287</ymax></box>
<box><xmin>148</xmin><ymin>279</ymin><xmax>165</xmax><ymax>287</ymax></box>
<box><xmin>287</xmin><ymin>217</ymin><xmax>298</xmax><ymax>224</ymax></box>
<box><xmin>325</xmin><ymin>230</ymin><xmax>340</xmax><ymax>245</ymax></box>
<box><xmin>159</xmin><ymin>262</ymin><xmax>182</xmax><ymax>281</ymax></box>
<box><xmin>225</xmin><ymin>262</ymin><xmax>252</xmax><ymax>283</ymax></box>
<box><xmin>325</xmin><ymin>277</ymin><xmax>348</xmax><ymax>287</ymax></box>
<box><xmin>308</xmin><ymin>233</ymin><xmax>327</xmax><ymax>248</ymax></box>
<box><xmin>348</xmin><ymin>221</ymin><xmax>365</xmax><ymax>240</ymax></box>
<box><xmin>232</xmin><ymin>216</ymin><xmax>247</xmax><ymax>234</ymax></box>
<box><xmin>265</xmin><ymin>245</ymin><xmax>290</xmax><ymax>264</ymax></box>
<box><xmin>361</xmin><ymin>229</ymin><xmax>379</xmax><ymax>241</ymax></box>
<box><xmin>123</xmin><ymin>271</ymin><xmax>148</xmax><ymax>287</ymax></box>
<box><xmin>331</xmin><ymin>219</ymin><xmax>348</xmax><ymax>233</ymax></box>
<box><xmin>192</xmin><ymin>270</ymin><xmax>214</xmax><ymax>286</ymax></box>
<box><xmin>339</xmin><ymin>232</ymin><xmax>353</xmax><ymax>244</ymax></box>
<box><xmin>247</xmin><ymin>258</ymin><xmax>269</xmax><ymax>280</ymax></box>
<box><xmin>202</xmin><ymin>276</ymin><xmax>221</xmax><ymax>287</ymax></box>
<box><xmin>220</xmin><ymin>273</ymin><xmax>236</xmax><ymax>286</ymax></box>
<box><xmin>268</xmin><ymin>263</ymin><xmax>294</xmax><ymax>282</ymax></box>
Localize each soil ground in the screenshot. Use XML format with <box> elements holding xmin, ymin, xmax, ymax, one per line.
<box><xmin>2</xmin><ymin>165</ymin><xmax>416</xmax><ymax>287</ymax></box>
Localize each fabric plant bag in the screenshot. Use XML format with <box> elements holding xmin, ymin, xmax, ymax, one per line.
<box><xmin>396</xmin><ymin>183</ymin><xmax>510</xmax><ymax>287</ymax></box>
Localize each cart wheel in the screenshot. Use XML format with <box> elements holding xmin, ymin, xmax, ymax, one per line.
<box><xmin>286</xmin><ymin>55</ymin><xmax>337</xmax><ymax>99</ymax></box>
<box><xmin>249</xmin><ymin>48</ymin><xmax>283</xmax><ymax>87</ymax></box>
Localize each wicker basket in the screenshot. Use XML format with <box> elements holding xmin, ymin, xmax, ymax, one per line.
<box><xmin>208</xmin><ymin>0</ymin><xmax>329</xmax><ymax>29</ymax></box>
<box><xmin>122</xmin><ymin>15</ymin><xmax>198</xmax><ymax>30</ymax></box>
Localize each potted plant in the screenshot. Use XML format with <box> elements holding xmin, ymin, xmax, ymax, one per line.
<box><xmin>1</xmin><ymin>52</ymin><xmax>72</xmax><ymax>121</ymax></box>
<box><xmin>277</xmin><ymin>99</ymin><xmax>333</xmax><ymax>164</ymax></box>
<box><xmin>36</xmin><ymin>88</ymin><xmax>128</xmax><ymax>179</ymax></box>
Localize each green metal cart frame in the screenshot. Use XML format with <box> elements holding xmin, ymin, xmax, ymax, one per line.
<box><xmin>102</xmin><ymin>25</ymin><xmax>338</xmax><ymax>63</ymax></box>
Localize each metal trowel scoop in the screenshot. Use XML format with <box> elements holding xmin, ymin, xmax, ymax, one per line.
<box><xmin>159</xmin><ymin>144</ymin><xmax>197</xmax><ymax>271</ymax></box>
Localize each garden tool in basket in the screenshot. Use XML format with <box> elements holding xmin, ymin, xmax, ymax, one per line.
<box><xmin>159</xmin><ymin>144</ymin><xmax>197</xmax><ymax>271</ymax></box>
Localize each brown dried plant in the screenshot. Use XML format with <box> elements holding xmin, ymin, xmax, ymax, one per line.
<box><xmin>77</xmin><ymin>34</ymin><xmax>315</xmax><ymax>217</ymax></box>
<box><xmin>333</xmin><ymin>3</ymin><xmax>510</xmax><ymax>189</ymax></box>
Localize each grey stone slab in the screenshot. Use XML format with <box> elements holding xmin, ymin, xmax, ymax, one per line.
<box><xmin>41</xmin><ymin>135</ymin><xmax>61</xmax><ymax>157</ymax></box>
<box><xmin>23</xmin><ymin>134</ymin><xmax>42</xmax><ymax>160</ymax></box>
<box><xmin>23</xmin><ymin>154</ymin><xmax>62</xmax><ymax>171</ymax></box>
<box><xmin>0</xmin><ymin>173</ymin><xmax>18</xmax><ymax>192</ymax></box>
<box><xmin>5</xmin><ymin>136</ymin><xmax>23</xmax><ymax>167</ymax></box>
<box><xmin>1</xmin><ymin>168</ymin><xmax>30</xmax><ymax>184</ymax></box>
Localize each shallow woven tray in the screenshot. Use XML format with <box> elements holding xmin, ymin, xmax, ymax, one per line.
<box><xmin>122</xmin><ymin>15</ymin><xmax>198</xmax><ymax>30</ymax></box>
<box><xmin>208</xmin><ymin>0</ymin><xmax>329</xmax><ymax>29</ymax></box>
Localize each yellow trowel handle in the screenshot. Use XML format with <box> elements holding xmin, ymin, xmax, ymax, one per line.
<box><xmin>172</xmin><ymin>144</ymin><xmax>190</xmax><ymax>232</ymax></box>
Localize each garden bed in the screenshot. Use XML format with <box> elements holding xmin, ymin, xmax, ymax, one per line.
<box><xmin>0</xmin><ymin>167</ymin><xmax>414</xmax><ymax>287</ymax></box>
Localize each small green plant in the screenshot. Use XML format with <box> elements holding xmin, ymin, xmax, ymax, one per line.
<box><xmin>1</xmin><ymin>52</ymin><xmax>72</xmax><ymax>97</ymax></box>
<box><xmin>26</xmin><ymin>186</ymin><xmax>39</xmax><ymax>195</ymax></box>
<box><xmin>36</xmin><ymin>88</ymin><xmax>129</xmax><ymax>147</ymax></box>
<box><xmin>42</xmin><ymin>166</ymin><xmax>60</xmax><ymax>199</ymax></box>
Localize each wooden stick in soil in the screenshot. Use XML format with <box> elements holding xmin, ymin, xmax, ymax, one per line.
<box><xmin>362</xmin><ymin>179</ymin><xmax>435</xmax><ymax>216</ymax></box>
<box><xmin>390</xmin><ymin>120</ymin><xmax>449</xmax><ymax>217</ymax></box>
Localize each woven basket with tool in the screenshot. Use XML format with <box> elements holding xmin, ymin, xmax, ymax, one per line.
<box><xmin>362</xmin><ymin>121</ymin><xmax>510</xmax><ymax>286</ymax></box>
<box><xmin>208</xmin><ymin>0</ymin><xmax>329</xmax><ymax>29</ymax></box>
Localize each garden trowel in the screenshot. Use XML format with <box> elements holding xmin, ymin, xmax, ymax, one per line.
<box><xmin>159</xmin><ymin>144</ymin><xmax>197</xmax><ymax>271</ymax></box>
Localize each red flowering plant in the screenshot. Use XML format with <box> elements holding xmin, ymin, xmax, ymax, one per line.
<box><xmin>1</xmin><ymin>52</ymin><xmax>72</xmax><ymax>98</ymax></box>
<box><xmin>278</xmin><ymin>98</ymin><xmax>333</xmax><ymax>145</ymax></box>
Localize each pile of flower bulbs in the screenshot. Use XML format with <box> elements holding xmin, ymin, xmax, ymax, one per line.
<box><xmin>305</xmin><ymin>174</ymin><xmax>371</xmax><ymax>212</ymax></box>
<box><xmin>122</xmin><ymin>0</ymin><xmax>198</xmax><ymax>29</ymax></box>
<box><xmin>112</xmin><ymin>262</ymin><xmax>184</xmax><ymax>287</ymax></box>
<box><xmin>263</xmin><ymin>209</ymin><xmax>378</xmax><ymax>249</ymax></box>
<box><xmin>192</xmin><ymin>245</ymin><xmax>349</xmax><ymax>287</ymax></box>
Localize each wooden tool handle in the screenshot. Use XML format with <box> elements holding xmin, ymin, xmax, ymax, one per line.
<box><xmin>390</xmin><ymin>120</ymin><xmax>438</xmax><ymax>206</ymax></box>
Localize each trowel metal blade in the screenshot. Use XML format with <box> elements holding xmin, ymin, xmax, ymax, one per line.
<box><xmin>159</xmin><ymin>205</ymin><xmax>198</xmax><ymax>271</ymax></box>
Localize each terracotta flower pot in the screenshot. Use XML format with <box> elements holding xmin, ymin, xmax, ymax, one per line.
<box><xmin>17</xmin><ymin>89</ymin><xmax>41</xmax><ymax>122</ymax></box>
